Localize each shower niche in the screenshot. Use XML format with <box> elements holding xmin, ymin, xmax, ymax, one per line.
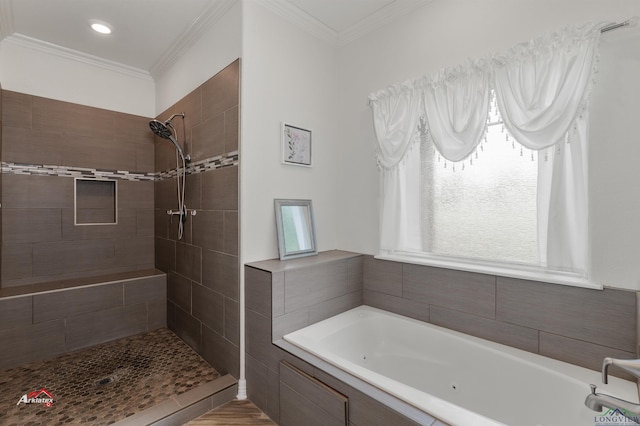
<box><xmin>74</xmin><ymin>178</ymin><xmax>117</xmax><ymax>225</ymax></box>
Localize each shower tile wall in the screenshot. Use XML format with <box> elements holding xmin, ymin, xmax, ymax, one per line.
<box><xmin>1</xmin><ymin>90</ymin><xmax>155</xmax><ymax>287</ymax></box>
<box><xmin>155</xmin><ymin>59</ymin><xmax>240</xmax><ymax>378</ymax></box>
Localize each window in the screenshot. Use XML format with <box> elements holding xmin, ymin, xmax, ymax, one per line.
<box><xmin>370</xmin><ymin>23</ymin><xmax>601</xmax><ymax>285</ymax></box>
<box><xmin>420</xmin><ymin>108</ymin><xmax>539</xmax><ymax>267</ymax></box>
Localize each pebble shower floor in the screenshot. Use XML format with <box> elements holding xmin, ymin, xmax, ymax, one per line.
<box><xmin>0</xmin><ymin>328</ymin><xmax>220</xmax><ymax>425</ymax></box>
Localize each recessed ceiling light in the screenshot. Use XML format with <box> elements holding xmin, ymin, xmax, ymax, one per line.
<box><xmin>90</xmin><ymin>20</ymin><xmax>112</xmax><ymax>35</ymax></box>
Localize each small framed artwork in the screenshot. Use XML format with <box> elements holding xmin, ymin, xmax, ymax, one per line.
<box><xmin>282</xmin><ymin>123</ymin><xmax>312</xmax><ymax>167</ymax></box>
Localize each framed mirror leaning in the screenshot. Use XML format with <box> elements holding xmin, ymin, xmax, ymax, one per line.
<box><xmin>274</xmin><ymin>199</ymin><xmax>318</xmax><ymax>260</ymax></box>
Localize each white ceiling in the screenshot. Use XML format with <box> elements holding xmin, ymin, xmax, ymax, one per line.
<box><xmin>0</xmin><ymin>0</ymin><xmax>431</xmax><ymax>77</ymax></box>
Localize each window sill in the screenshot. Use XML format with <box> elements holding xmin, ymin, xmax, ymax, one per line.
<box><xmin>376</xmin><ymin>252</ymin><xmax>603</xmax><ymax>290</ymax></box>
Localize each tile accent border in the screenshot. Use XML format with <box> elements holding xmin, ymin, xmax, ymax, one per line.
<box><xmin>0</xmin><ymin>151</ymin><xmax>239</xmax><ymax>182</ymax></box>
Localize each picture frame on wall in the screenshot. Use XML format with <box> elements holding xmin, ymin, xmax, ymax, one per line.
<box><xmin>282</xmin><ymin>123</ymin><xmax>312</xmax><ymax>167</ymax></box>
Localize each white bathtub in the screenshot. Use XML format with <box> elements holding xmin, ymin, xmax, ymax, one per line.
<box><xmin>283</xmin><ymin>306</ymin><xmax>638</xmax><ymax>426</ymax></box>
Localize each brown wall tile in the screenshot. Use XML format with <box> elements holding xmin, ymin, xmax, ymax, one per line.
<box><xmin>224</xmin><ymin>297</ymin><xmax>239</xmax><ymax>346</ymax></box>
<box><xmin>192</xmin><ymin>210</ymin><xmax>224</xmax><ymax>251</ymax></box>
<box><xmin>192</xmin><ymin>114</ymin><xmax>225</xmax><ymax>161</ymax></box>
<box><xmin>154</xmin><ymin>178</ymin><xmax>176</xmax><ymax>211</ymax></box>
<box><xmin>119</xmin><ymin>180</ymin><xmax>154</xmax><ymax>209</ymax></box>
<box><xmin>123</xmin><ymin>275</ymin><xmax>166</xmax><ymax>305</ymax></box>
<box><xmin>136</xmin><ymin>209</ymin><xmax>154</xmax><ymax>237</ymax></box>
<box><xmin>173</xmin><ymin>305</ymin><xmax>203</xmax><ymax>352</ymax></box>
<box><xmin>202</xmin><ymin>250</ymin><xmax>238</xmax><ymax>300</ymax></box>
<box><xmin>175</xmin><ymin>242</ymin><xmax>201</xmax><ymax>282</ymax></box>
<box><xmin>33</xmin><ymin>282</ymin><xmax>123</xmax><ymax>323</ymax></box>
<box><xmin>284</xmin><ymin>261</ymin><xmax>349</xmax><ymax>313</ymax></box>
<box><xmin>224</xmin><ymin>106</ymin><xmax>239</xmax><ymax>153</ymax></box>
<box><xmin>201</xmin><ymin>166</ymin><xmax>238</xmax><ymax>211</ymax></box>
<box><xmin>155</xmin><ymin>237</ymin><xmax>176</xmax><ymax>272</ymax></box>
<box><xmin>192</xmin><ymin>283</ymin><xmax>224</xmax><ymax>333</ymax></box>
<box><xmin>430</xmin><ymin>305</ymin><xmax>539</xmax><ymax>353</ymax></box>
<box><xmin>32</xmin><ymin>95</ymin><xmax>113</xmax><ymax>139</ymax></box>
<box><xmin>224</xmin><ymin>211</ymin><xmax>238</xmax><ymax>255</ymax></box>
<box><xmin>363</xmin><ymin>256</ymin><xmax>402</xmax><ymax>297</ymax></box>
<box><xmin>1</xmin><ymin>243</ymin><xmax>33</xmax><ymax>282</ymax></box>
<box><xmin>32</xmin><ymin>239</ymin><xmax>116</xmax><ymax>276</ymax></box>
<box><xmin>201</xmin><ymin>60</ymin><xmax>240</xmax><ymax>121</ymax></box>
<box><xmin>403</xmin><ymin>264</ymin><xmax>496</xmax><ymax>318</ymax></box>
<box><xmin>147</xmin><ymin>299</ymin><xmax>167</xmax><ymax>330</ymax></box>
<box><xmin>30</xmin><ymin>175</ymin><xmax>74</xmax><ymax>208</ymax></box>
<box><xmin>2</xmin><ymin>126</ymin><xmax>63</xmax><ymax>165</ymax></box>
<box><xmin>3</xmin><ymin>209</ymin><xmax>62</xmax><ymax>243</ymax></box>
<box><xmin>308</xmin><ymin>291</ymin><xmax>362</xmax><ymax>325</ymax></box>
<box><xmin>185</xmin><ymin>173</ymin><xmax>202</xmax><ymax>210</ymax></box>
<box><xmin>244</xmin><ymin>266</ymin><xmax>272</xmax><ymax>317</ymax></box>
<box><xmin>539</xmin><ymin>332</ymin><xmax>636</xmax><ymax>378</ymax></box>
<box><xmin>496</xmin><ymin>277</ymin><xmax>636</xmax><ymax>353</ymax></box>
<box><xmin>2</xmin><ymin>90</ymin><xmax>32</xmax><ymax>129</ymax></box>
<box><xmin>135</xmin><ymin>142</ymin><xmax>154</xmax><ymax>172</ymax></box>
<box><xmin>1</xmin><ymin>173</ymin><xmax>29</xmax><ymax>208</ymax></box>
<box><xmin>154</xmin><ymin>136</ymin><xmax>178</xmax><ymax>172</ymax></box>
<box><xmin>65</xmin><ymin>303</ymin><xmax>147</xmax><ymax>351</ymax></box>
<box><xmin>273</xmin><ymin>310</ymin><xmax>310</xmax><ymax>343</ymax></box>
<box><xmin>202</xmin><ymin>323</ymin><xmax>240</xmax><ymax>377</ymax></box>
<box><xmin>347</xmin><ymin>256</ymin><xmax>364</xmax><ymax>293</ymax></box>
<box><xmin>115</xmin><ymin>236</ymin><xmax>154</xmax><ymax>268</ymax></box>
<box><xmin>167</xmin><ymin>271</ymin><xmax>192</xmax><ymax>313</ymax></box>
<box><xmin>363</xmin><ymin>290</ymin><xmax>429</xmax><ymax>322</ymax></box>
<box><xmin>0</xmin><ymin>296</ymin><xmax>32</xmax><ymax>330</ymax></box>
<box><xmin>0</xmin><ymin>320</ymin><xmax>66</xmax><ymax>370</ymax></box>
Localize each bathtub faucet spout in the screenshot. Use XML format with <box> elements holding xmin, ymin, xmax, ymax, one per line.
<box><xmin>585</xmin><ymin>385</ymin><xmax>640</xmax><ymax>423</ymax></box>
<box><xmin>603</xmin><ymin>357</ymin><xmax>640</xmax><ymax>384</ymax></box>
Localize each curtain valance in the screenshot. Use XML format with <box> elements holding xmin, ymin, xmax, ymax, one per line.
<box><xmin>369</xmin><ymin>21</ymin><xmax>606</xmax><ymax>168</ymax></box>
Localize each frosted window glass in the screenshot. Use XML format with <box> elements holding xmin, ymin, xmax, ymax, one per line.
<box><xmin>421</xmin><ymin>122</ymin><xmax>539</xmax><ymax>265</ymax></box>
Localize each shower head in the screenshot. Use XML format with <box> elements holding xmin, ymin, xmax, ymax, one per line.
<box><xmin>149</xmin><ymin>119</ymin><xmax>173</xmax><ymax>140</ymax></box>
<box><xmin>149</xmin><ymin>113</ymin><xmax>188</xmax><ymax>163</ymax></box>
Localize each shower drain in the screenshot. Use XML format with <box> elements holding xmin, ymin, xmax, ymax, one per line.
<box><xmin>95</xmin><ymin>376</ymin><xmax>114</xmax><ymax>386</ymax></box>
<box><xmin>94</xmin><ymin>367</ymin><xmax>130</xmax><ymax>387</ymax></box>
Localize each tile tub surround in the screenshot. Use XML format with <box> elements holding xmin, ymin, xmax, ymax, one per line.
<box><xmin>157</xmin><ymin>59</ymin><xmax>240</xmax><ymax>379</ymax></box>
<box><xmin>245</xmin><ymin>250</ymin><xmax>365</xmax><ymax>423</ymax></box>
<box><xmin>244</xmin><ymin>251</ymin><xmax>638</xmax><ymax>422</ymax></box>
<box><xmin>1</xmin><ymin>89</ymin><xmax>155</xmax><ymax>287</ymax></box>
<box><xmin>0</xmin><ymin>270</ymin><xmax>167</xmax><ymax>370</ymax></box>
<box><xmin>363</xmin><ymin>256</ymin><xmax>638</xmax><ymax>377</ymax></box>
<box><xmin>0</xmin><ymin>327</ymin><xmax>236</xmax><ymax>426</ymax></box>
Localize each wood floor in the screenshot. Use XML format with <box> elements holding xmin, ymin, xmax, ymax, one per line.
<box><xmin>186</xmin><ymin>400</ymin><xmax>277</xmax><ymax>425</ymax></box>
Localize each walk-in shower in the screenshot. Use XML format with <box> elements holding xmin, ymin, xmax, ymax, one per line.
<box><xmin>150</xmin><ymin>113</ymin><xmax>192</xmax><ymax>240</ymax></box>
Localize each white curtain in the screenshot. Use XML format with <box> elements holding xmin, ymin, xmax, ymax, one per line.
<box><xmin>370</xmin><ymin>83</ymin><xmax>423</xmax><ymax>251</ymax></box>
<box><xmin>369</xmin><ymin>22</ymin><xmax>604</xmax><ymax>275</ymax></box>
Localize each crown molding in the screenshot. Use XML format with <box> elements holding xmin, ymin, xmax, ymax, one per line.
<box><xmin>256</xmin><ymin>0</ymin><xmax>432</xmax><ymax>48</ymax></box>
<box><xmin>5</xmin><ymin>33</ymin><xmax>153</xmax><ymax>81</ymax></box>
<box><xmin>254</xmin><ymin>0</ymin><xmax>338</xmax><ymax>45</ymax></box>
<box><xmin>149</xmin><ymin>0</ymin><xmax>237</xmax><ymax>78</ymax></box>
<box><xmin>337</xmin><ymin>0</ymin><xmax>433</xmax><ymax>47</ymax></box>
<box><xmin>0</xmin><ymin>0</ymin><xmax>14</xmax><ymax>40</ymax></box>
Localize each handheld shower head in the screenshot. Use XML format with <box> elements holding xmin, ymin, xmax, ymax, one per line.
<box><xmin>149</xmin><ymin>119</ymin><xmax>173</xmax><ymax>140</ymax></box>
<box><xmin>149</xmin><ymin>114</ymin><xmax>189</xmax><ymax>163</ymax></box>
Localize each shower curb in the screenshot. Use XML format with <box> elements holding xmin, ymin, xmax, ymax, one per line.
<box><xmin>112</xmin><ymin>374</ymin><xmax>238</xmax><ymax>426</ymax></box>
